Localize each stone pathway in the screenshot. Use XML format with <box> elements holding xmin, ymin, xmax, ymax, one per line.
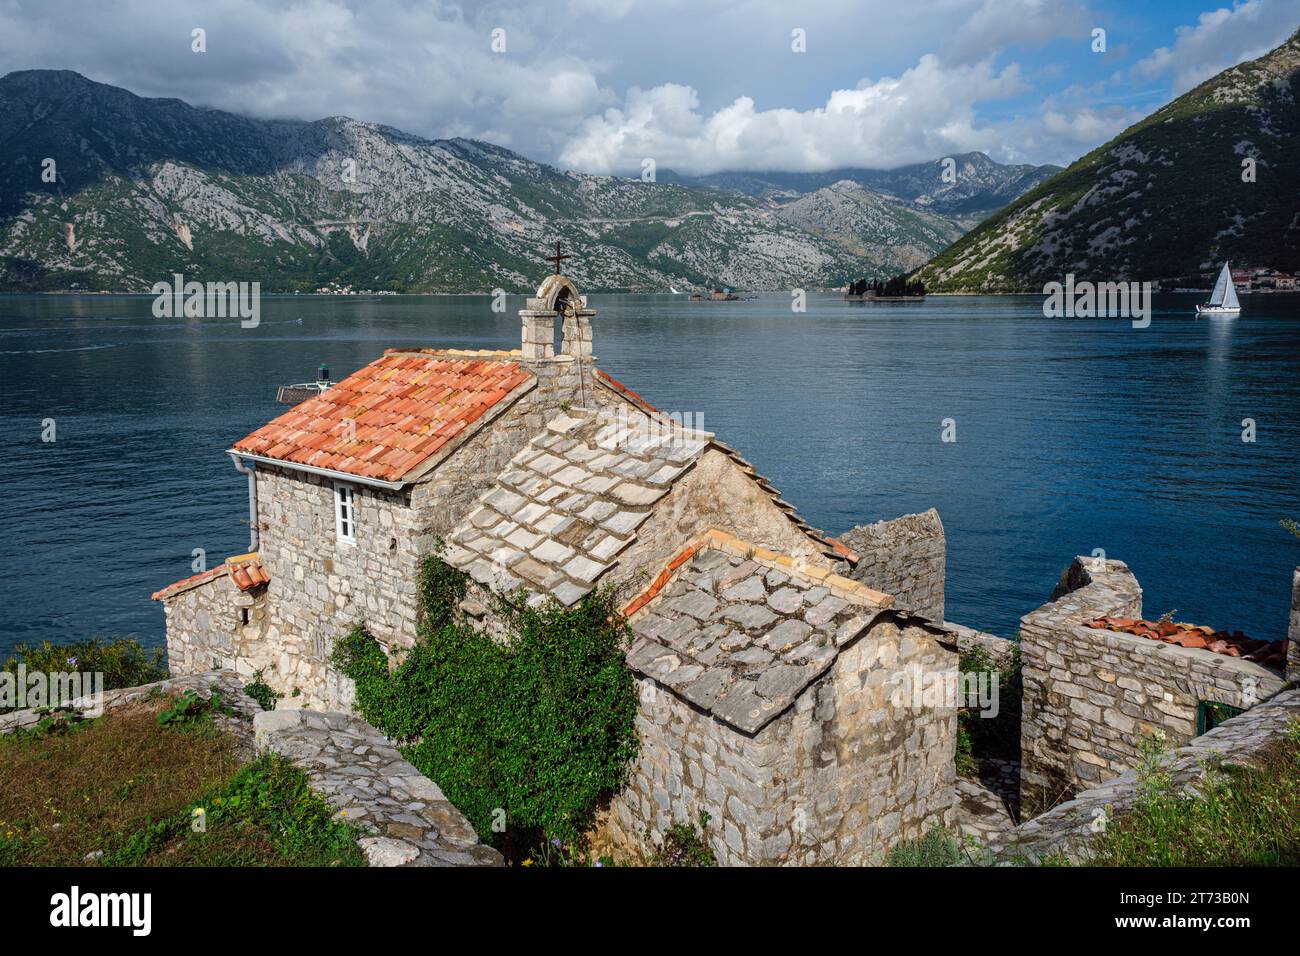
<box><xmin>254</xmin><ymin>709</ymin><xmax>503</xmax><ymax>867</ymax></box>
<box><xmin>954</xmin><ymin>758</ymin><xmax>1019</xmax><ymax>845</ymax></box>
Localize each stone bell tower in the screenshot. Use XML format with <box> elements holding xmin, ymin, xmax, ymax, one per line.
<box><xmin>520</xmin><ymin>242</ymin><xmax>594</xmax><ymax>360</ymax></box>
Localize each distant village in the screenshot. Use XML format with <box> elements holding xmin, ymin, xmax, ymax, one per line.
<box><xmin>1229</xmin><ymin>266</ymin><xmax>1297</xmax><ymax>292</ymax></box>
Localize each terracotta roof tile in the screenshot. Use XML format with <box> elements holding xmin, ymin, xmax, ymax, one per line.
<box><xmin>152</xmin><ymin>553</ymin><xmax>271</xmax><ymax>602</ymax></box>
<box><xmin>1086</xmin><ymin>616</ymin><xmax>1286</xmax><ymax>671</ymax></box>
<box><xmin>233</xmin><ymin>354</ymin><xmax>533</xmax><ymax>483</ymax></box>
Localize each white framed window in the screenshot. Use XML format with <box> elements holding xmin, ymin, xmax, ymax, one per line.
<box><xmin>334</xmin><ymin>482</ymin><xmax>356</xmax><ymax>544</ymax></box>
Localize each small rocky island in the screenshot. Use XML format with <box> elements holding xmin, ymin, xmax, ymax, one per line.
<box><xmin>846</xmin><ymin>275</ymin><xmax>927</xmax><ymax>301</ymax></box>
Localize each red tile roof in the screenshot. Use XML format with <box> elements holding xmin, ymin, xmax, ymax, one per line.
<box><xmin>596</xmin><ymin>369</ymin><xmax>661</xmax><ymax>412</ymax></box>
<box><xmin>151</xmin><ymin>554</ymin><xmax>270</xmax><ymax>602</ymax></box>
<box><xmin>233</xmin><ymin>352</ymin><xmax>533</xmax><ymax>483</ymax></box>
<box><xmin>1086</xmin><ymin>616</ymin><xmax>1286</xmax><ymax>670</ymax></box>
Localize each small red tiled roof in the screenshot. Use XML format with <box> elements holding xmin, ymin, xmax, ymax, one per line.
<box><xmin>1087</xmin><ymin>616</ymin><xmax>1286</xmax><ymax>670</ymax></box>
<box><xmin>151</xmin><ymin>554</ymin><xmax>271</xmax><ymax>602</ymax></box>
<box><xmin>233</xmin><ymin>353</ymin><xmax>533</xmax><ymax>483</ymax></box>
<box><xmin>596</xmin><ymin>369</ymin><xmax>661</xmax><ymax>413</ymax></box>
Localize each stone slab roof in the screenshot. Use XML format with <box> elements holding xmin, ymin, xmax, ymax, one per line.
<box><xmin>622</xmin><ymin>530</ymin><xmax>895</xmax><ymax>734</ymax></box>
<box><xmin>233</xmin><ymin>351</ymin><xmax>533</xmax><ymax>484</ymax></box>
<box><xmin>443</xmin><ymin>407</ymin><xmax>711</xmax><ymax>606</ymax></box>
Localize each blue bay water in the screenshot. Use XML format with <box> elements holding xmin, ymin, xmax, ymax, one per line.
<box><xmin>1</xmin><ymin>291</ymin><xmax>1298</xmax><ymax>658</ymax></box>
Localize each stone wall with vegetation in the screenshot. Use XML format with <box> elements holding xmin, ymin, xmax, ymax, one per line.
<box><xmin>993</xmin><ymin>687</ymin><xmax>1300</xmax><ymax>863</ymax></box>
<box><xmin>837</xmin><ymin>509</ymin><xmax>945</xmax><ymax>620</ymax></box>
<box><xmin>1019</xmin><ymin>556</ymin><xmax>1286</xmax><ymax>817</ymax></box>
<box><xmin>600</xmin><ymin>612</ymin><xmax>956</xmax><ymax>865</ymax></box>
<box><xmin>0</xmin><ymin>670</ymin><xmax>258</xmax><ymax>736</ymax></box>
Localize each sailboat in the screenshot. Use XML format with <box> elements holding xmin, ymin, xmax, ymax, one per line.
<box><xmin>1196</xmin><ymin>263</ymin><xmax>1241</xmax><ymax>315</ymax></box>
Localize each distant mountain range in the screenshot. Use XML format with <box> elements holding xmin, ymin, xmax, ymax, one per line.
<box><xmin>0</xmin><ymin>70</ymin><xmax>1053</xmax><ymax>292</ymax></box>
<box><xmin>663</xmin><ymin>152</ymin><xmax>1061</xmax><ymax>219</ymax></box>
<box><xmin>915</xmin><ymin>28</ymin><xmax>1300</xmax><ymax>292</ymax></box>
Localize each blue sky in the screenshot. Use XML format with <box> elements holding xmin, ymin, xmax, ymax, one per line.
<box><xmin>1</xmin><ymin>0</ymin><xmax>1297</xmax><ymax>173</ymax></box>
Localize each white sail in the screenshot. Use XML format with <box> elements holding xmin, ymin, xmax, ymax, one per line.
<box><xmin>1221</xmin><ymin>267</ymin><xmax>1240</xmax><ymax>310</ymax></box>
<box><xmin>1208</xmin><ymin>263</ymin><xmax>1231</xmax><ymax>306</ymax></box>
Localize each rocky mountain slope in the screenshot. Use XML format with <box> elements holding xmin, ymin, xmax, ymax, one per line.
<box><xmin>914</xmin><ymin>29</ymin><xmax>1300</xmax><ymax>292</ymax></box>
<box><xmin>0</xmin><ymin>70</ymin><xmax>1046</xmax><ymax>293</ymax></box>
<box><xmin>774</xmin><ymin>180</ymin><xmax>966</xmax><ymax>273</ymax></box>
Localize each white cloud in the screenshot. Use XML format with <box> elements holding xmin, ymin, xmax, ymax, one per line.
<box><xmin>1133</xmin><ymin>0</ymin><xmax>1300</xmax><ymax>95</ymax></box>
<box><xmin>559</xmin><ymin>55</ymin><xmax>1027</xmax><ymax>175</ymax></box>
<box><xmin>945</xmin><ymin>0</ymin><xmax>1093</xmax><ymax>64</ymax></box>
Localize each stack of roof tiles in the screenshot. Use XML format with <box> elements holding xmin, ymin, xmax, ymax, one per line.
<box><xmin>1086</xmin><ymin>616</ymin><xmax>1286</xmax><ymax>671</ymax></box>
<box><xmin>234</xmin><ymin>352</ymin><xmax>532</xmax><ymax>482</ymax></box>
<box><xmin>623</xmin><ymin>531</ymin><xmax>893</xmax><ymax>733</ymax></box>
<box><xmin>151</xmin><ymin>554</ymin><xmax>270</xmax><ymax>602</ymax></box>
<box><xmin>444</xmin><ymin>408</ymin><xmax>710</xmax><ymax>606</ymax></box>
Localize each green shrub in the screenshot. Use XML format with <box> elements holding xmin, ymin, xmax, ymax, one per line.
<box><xmin>156</xmin><ymin>689</ymin><xmax>234</xmax><ymax>731</ymax></box>
<box><xmin>887</xmin><ymin>825</ymin><xmax>961</xmax><ymax>867</ymax></box>
<box><xmin>2</xmin><ymin>638</ymin><xmax>166</xmax><ymax>713</ymax></box>
<box><xmin>101</xmin><ymin>753</ymin><xmax>365</xmax><ymax>867</ymax></box>
<box><xmin>244</xmin><ymin>670</ymin><xmax>280</xmax><ymax>712</ymax></box>
<box><xmin>333</xmin><ymin>553</ymin><xmax>639</xmax><ymax>848</ymax></box>
<box><xmin>646</xmin><ymin>810</ymin><xmax>717</xmax><ymax>867</ymax></box>
<box><xmin>955</xmin><ymin>643</ymin><xmax>1021</xmax><ymax>773</ymax></box>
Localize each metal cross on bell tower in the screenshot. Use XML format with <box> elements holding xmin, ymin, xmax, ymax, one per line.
<box><xmin>547</xmin><ymin>240</ymin><xmax>570</xmax><ymax>275</ymax></box>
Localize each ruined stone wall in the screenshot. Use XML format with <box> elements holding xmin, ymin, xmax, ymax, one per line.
<box><xmin>600</xmin><ymin>615</ymin><xmax>956</xmax><ymax>865</ymax></box>
<box><xmin>254</xmin><ymin>709</ymin><xmax>503</xmax><ymax>866</ymax></box>
<box><xmin>994</xmin><ymin>688</ymin><xmax>1300</xmax><ymax>864</ymax></box>
<box><xmin>838</xmin><ymin>509</ymin><xmax>945</xmax><ymax>620</ymax></box>
<box><xmin>1020</xmin><ymin>556</ymin><xmax>1286</xmax><ymax>817</ymax></box>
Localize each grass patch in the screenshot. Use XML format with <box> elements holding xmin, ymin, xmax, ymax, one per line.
<box><xmin>0</xmin><ymin>693</ymin><xmax>363</xmax><ymax>866</ymax></box>
<box><xmin>887</xmin><ymin>825</ymin><xmax>962</xmax><ymax>867</ymax></box>
<box><xmin>1088</xmin><ymin>722</ymin><xmax>1300</xmax><ymax>866</ymax></box>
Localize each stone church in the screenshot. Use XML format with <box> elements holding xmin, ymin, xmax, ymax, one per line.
<box><xmin>155</xmin><ymin>265</ymin><xmax>958</xmax><ymax>864</ymax></box>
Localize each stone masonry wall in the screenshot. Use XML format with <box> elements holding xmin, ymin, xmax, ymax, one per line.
<box><xmin>610</xmin><ymin>447</ymin><xmax>836</xmax><ymax>604</ymax></box>
<box><xmin>599</xmin><ymin>613</ymin><xmax>956</xmax><ymax>865</ymax></box>
<box><xmin>994</xmin><ymin>687</ymin><xmax>1300</xmax><ymax>863</ymax></box>
<box><xmin>163</xmin><ymin>569</ymin><xmax>271</xmax><ymax>678</ymax></box>
<box><xmin>1289</xmin><ymin>567</ymin><xmax>1300</xmax><ymax>682</ymax></box>
<box><xmin>1020</xmin><ymin>556</ymin><xmax>1286</xmax><ymax>818</ymax></box>
<box><xmin>838</xmin><ymin>509</ymin><xmax>945</xmax><ymax>621</ymax></box>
